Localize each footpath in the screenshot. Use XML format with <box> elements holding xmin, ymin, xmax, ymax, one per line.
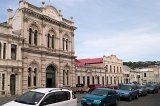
<box><xmin>0</xmin><ymin>96</ymin><xmax>17</xmax><ymax>105</ymax></box>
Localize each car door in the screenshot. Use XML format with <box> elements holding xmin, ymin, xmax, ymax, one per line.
<box><xmin>68</xmin><ymin>92</ymin><xmax>77</xmax><ymax>106</ymax></box>
<box><xmin>106</xmin><ymin>91</ymin><xmax>113</xmax><ymax>105</ymax></box>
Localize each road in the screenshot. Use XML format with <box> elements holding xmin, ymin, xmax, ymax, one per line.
<box><xmin>0</xmin><ymin>92</ymin><xmax>160</xmax><ymax>106</ymax></box>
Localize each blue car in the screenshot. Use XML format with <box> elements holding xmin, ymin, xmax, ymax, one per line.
<box><xmin>81</xmin><ymin>88</ymin><xmax>119</xmax><ymax>106</ymax></box>
<box><xmin>116</xmin><ymin>84</ymin><xmax>139</xmax><ymax>101</ymax></box>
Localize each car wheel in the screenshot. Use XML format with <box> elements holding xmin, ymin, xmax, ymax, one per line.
<box><xmin>135</xmin><ymin>95</ymin><xmax>138</xmax><ymax>99</ymax></box>
<box><xmin>128</xmin><ymin>96</ymin><xmax>132</xmax><ymax>101</ymax></box>
<box><xmin>115</xmin><ymin>99</ymin><xmax>119</xmax><ymax>106</ymax></box>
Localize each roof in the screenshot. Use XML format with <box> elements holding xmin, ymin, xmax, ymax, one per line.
<box><xmin>75</xmin><ymin>58</ymin><xmax>103</xmax><ymax>66</ymax></box>
<box><xmin>30</xmin><ymin>88</ymin><xmax>70</xmax><ymax>94</ymax></box>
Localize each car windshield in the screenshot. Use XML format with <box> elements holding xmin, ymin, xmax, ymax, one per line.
<box><xmin>15</xmin><ymin>91</ymin><xmax>45</xmax><ymax>105</ymax></box>
<box><xmin>90</xmin><ymin>89</ymin><xmax>108</xmax><ymax>96</ymax></box>
<box><xmin>119</xmin><ymin>85</ymin><xmax>132</xmax><ymax>90</ymax></box>
<box><xmin>137</xmin><ymin>86</ymin><xmax>143</xmax><ymax>89</ymax></box>
<box><xmin>146</xmin><ymin>84</ymin><xmax>154</xmax><ymax>87</ymax></box>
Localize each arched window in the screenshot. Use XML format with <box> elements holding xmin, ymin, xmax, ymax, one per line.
<box><xmin>52</xmin><ymin>35</ymin><xmax>54</xmax><ymax>49</ymax></box>
<box><xmin>28</xmin><ymin>68</ymin><xmax>32</xmax><ymax>87</ymax></box>
<box><xmin>34</xmin><ymin>30</ymin><xmax>37</xmax><ymax>45</ymax></box>
<box><xmin>62</xmin><ymin>38</ymin><xmax>65</xmax><ymax>50</ymax></box>
<box><xmin>33</xmin><ymin>68</ymin><xmax>37</xmax><ymax>86</ymax></box>
<box><xmin>67</xmin><ymin>70</ymin><xmax>69</xmax><ymax>85</ymax></box>
<box><xmin>66</xmin><ymin>39</ymin><xmax>68</xmax><ymax>51</ymax></box>
<box><xmin>29</xmin><ymin>28</ymin><xmax>32</xmax><ymax>44</ymax></box>
<box><xmin>48</xmin><ymin>34</ymin><xmax>50</xmax><ymax>48</ymax></box>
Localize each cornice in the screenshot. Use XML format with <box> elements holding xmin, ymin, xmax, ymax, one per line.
<box><xmin>22</xmin><ymin>47</ymin><xmax>75</xmax><ymax>59</ymax></box>
<box><xmin>21</xmin><ymin>8</ymin><xmax>76</xmax><ymax>30</ymax></box>
<box><xmin>0</xmin><ymin>33</ymin><xmax>24</xmax><ymax>41</ymax></box>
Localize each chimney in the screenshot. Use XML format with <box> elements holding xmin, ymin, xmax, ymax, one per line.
<box><xmin>7</xmin><ymin>8</ymin><xmax>13</xmax><ymax>20</ymax></box>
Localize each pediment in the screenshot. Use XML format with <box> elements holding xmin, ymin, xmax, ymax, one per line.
<box><xmin>44</xmin><ymin>5</ymin><xmax>60</xmax><ymax>20</ymax></box>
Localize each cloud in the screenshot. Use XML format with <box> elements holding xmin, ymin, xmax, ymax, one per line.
<box><xmin>75</xmin><ymin>23</ymin><xmax>160</xmax><ymax>61</ymax></box>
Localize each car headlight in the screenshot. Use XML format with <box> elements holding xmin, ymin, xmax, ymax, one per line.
<box><xmin>94</xmin><ymin>100</ymin><xmax>101</xmax><ymax>104</ymax></box>
<box><xmin>81</xmin><ymin>98</ymin><xmax>86</xmax><ymax>101</ymax></box>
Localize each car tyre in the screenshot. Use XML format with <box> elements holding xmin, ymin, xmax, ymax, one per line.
<box><xmin>128</xmin><ymin>96</ymin><xmax>132</xmax><ymax>101</ymax></box>
<box><xmin>115</xmin><ymin>99</ymin><xmax>119</xmax><ymax>106</ymax></box>
<box><xmin>135</xmin><ymin>95</ymin><xmax>138</xmax><ymax>99</ymax></box>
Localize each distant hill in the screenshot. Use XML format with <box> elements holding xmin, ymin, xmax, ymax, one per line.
<box><xmin>123</xmin><ymin>61</ymin><xmax>160</xmax><ymax>69</ymax></box>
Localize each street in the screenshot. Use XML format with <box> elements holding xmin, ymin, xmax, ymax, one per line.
<box><xmin>0</xmin><ymin>92</ymin><xmax>160</xmax><ymax>106</ymax></box>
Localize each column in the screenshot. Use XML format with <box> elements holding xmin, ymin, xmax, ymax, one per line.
<box><xmin>31</xmin><ymin>32</ymin><xmax>34</xmax><ymax>45</ymax></box>
<box><xmin>1</xmin><ymin>43</ymin><xmax>3</xmax><ymax>58</ymax></box>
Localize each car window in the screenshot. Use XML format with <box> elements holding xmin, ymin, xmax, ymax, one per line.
<box><xmin>41</xmin><ymin>92</ymin><xmax>56</xmax><ymax>105</ymax></box>
<box><xmin>55</xmin><ymin>91</ymin><xmax>71</xmax><ymax>102</ymax></box>
<box><xmin>15</xmin><ymin>91</ymin><xmax>44</xmax><ymax>105</ymax></box>
<box><xmin>91</xmin><ymin>89</ymin><xmax>108</xmax><ymax>96</ymax></box>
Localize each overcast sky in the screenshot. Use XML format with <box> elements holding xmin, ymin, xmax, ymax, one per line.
<box><xmin>1</xmin><ymin>0</ymin><xmax>160</xmax><ymax>62</ymax></box>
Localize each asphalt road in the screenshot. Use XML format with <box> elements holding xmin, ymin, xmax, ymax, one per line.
<box><xmin>0</xmin><ymin>92</ymin><xmax>160</xmax><ymax>106</ymax></box>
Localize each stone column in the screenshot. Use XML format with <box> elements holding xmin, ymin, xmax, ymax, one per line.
<box><xmin>1</xmin><ymin>43</ymin><xmax>3</xmax><ymax>58</ymax></box>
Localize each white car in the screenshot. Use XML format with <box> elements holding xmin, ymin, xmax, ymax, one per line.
<box><xmin>2</xmin><ymin>88</ymin><xmax>77</xmax><ymax>106</ymax></box>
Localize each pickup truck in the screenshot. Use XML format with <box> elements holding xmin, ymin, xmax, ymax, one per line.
<box><xmin>71</xmin><ymin>84</ymin><xmax>89</xmax><ymax>94</ymax></box>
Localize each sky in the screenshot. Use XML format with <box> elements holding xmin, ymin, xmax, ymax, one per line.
<box><xmin>0</xmin><ymin>0</ymin><xmax>160</xmax><ymax>62</ymax></box>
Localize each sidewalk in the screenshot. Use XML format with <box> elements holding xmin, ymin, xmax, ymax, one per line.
<box><xmin>0</xmin><ymin>96</ymin><xmax>17</xmax><ymax>105</ymax></box>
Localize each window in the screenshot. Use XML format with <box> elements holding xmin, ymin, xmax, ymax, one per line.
<box><xmin>77</xmin><ymin>76</ymin><xmax>80</xmax><ymax>84</ymax></box>
<box><xmin>67</xmin><ymin>70</ymin><xmax>69</xmax><ymax>85</ymax></box>
<box><xmin>42</xmin><ymin>93</ymin><xmax>56</xmax><ymax>105</ymax></box>
<box><xmin>83</xmin><ymin>76</ymin><xmax>85</xmax><ymax>85</ymax></box>
<box><xmin>106</xmin><ymin>76</ymin><xmax>108</xmax><ymax>85</ymax></box>
<box><xmin>114</xmin><ymin>66</ymin><xmax>115</xmax><ymax>73</ymax></box>
<box><xmin>3</xmin><ymin>43</ymin><xmax>6</xmax><ymax>59</ymax></box>
<box><xmin>34</xmin><ymin>30</ymin><xmax>37</xmax><ymax>45</ymax></box>
<box><xmin>62</xmin><ymin>38</ymin><xmax>65</xmax><ymax>50</ymax></box>
<box><xmin>102</xmin><ymin>76</ymin><xmax>104</xmax><ymax>85</ymax></box>
<box><xmin>144</xmin><ymin>73</ymin><xmax>147</xmax><ymax>77</ymax></box>
<box><xmin>110</xmin><ymin>65</ymin><xmax>112</xmax><ymax>72</ymax></box>
<box><xmin>117</xmin><ymin>66</ymin><xmax>119</xmax><ymax>73</ymax></box>
<box><xmin>120</xmin><ymin>67</ymin><xmax>122</xmax><ymax>72</ymax></box>
<box><xmin>52</xmin><ymin>35</ymin><xmax>54</xmax><ymax>49</ymax></box>
<box><xmin>105</xmin><ymin>65</ymin><xmax>108</xmax><ymax>72</ymax></box>
<box><xmin>92</xmin><ymin>76</ymin><xmax>94</xmax><ymax>84</ymax></box>
<box><xmin>33</xmin><ymin>68</ymin><xmax>37</xmax><ymax>86</ymax></box>
<box><xmin>28</xmin><ymin>68</ymin><xmax>31</xmax><ymax>87</ymax></box>
<box><xmin>29</xmin><ymin>28</ymin><xmax>32</xmax><ymax>44</ymax></box>
<box><xmin>47</xmin><ymin>34</ymin><xmax>50</xmax><ymax>48</ymax></box>
<box><xmin>2</xmin><ymin>74</ymin><xmax>5</xmax><ymax>90</ymax></box>
<box><xmin>11</xmin><ymin>44</ymin><xmax>17</xmax><ymax>60</ymax></box>
<box><xmin>66</xmin><ymin>39</ymin><xmax>68</xmax><ymax>51</ymax></box>
<box><xmin>110</xmin><ymin>76</ymin><xmax>112</xmax><ymax>84</ymax></box>
<box><xmin>63</xmin><ymin>70</ymin><xmax>65</xmax><ymax>85</ymax></box>
<box><xmin>97</xmin><ymin>76</ymin><xmax>100</xmax><ymax>84</ymax></box>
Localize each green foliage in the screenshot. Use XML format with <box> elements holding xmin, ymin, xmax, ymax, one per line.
<box><xmin>123</xmin><ymin>61</ymin><xmax>160</xmax><ymax>69</ymax></box>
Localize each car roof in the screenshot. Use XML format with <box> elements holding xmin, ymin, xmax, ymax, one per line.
<box><xmin>96</xmin><ymin>88</ymin><xmax>113</xmax><ymax>91</ymax></box>
<box><xmin>119</xmin><ymin>84</ymin><xmax>135</xmax><ymax>86</ymax></box>
<box><xmin>30</xmin><ymin>88</ymin><xmax>71</xmax><ymax>94</ymax></box>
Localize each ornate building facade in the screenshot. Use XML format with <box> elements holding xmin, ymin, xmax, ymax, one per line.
<box><xmin>0</xmin><ymin>0</ymin><xmax>76</xmax><ymax>96</ymax></box>
<box><xmin>75</xmin><ymin>55</ymin><xmax>124</xmax><ymax>86</ymax></box>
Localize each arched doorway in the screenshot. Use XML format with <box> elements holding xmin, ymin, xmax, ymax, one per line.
<box><xmin>10</xmin><ymin>74</ymin><xmax>16</xmax><ymax>95</ymax></box>
<box><xmin>46</xmin><ymin>65</ymin><xmax>56</xmax><ymax>88</ymax></box>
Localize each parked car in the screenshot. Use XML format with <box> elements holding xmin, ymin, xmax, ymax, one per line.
<box><xmin>71</xmin><ymin>84</ymin><xmax>89</xmax><ymax>94</ymax></box>
<box><xmin>88</xmin><ymin>84</ymin><xmax>102</xmax><ymax>93</ymax></box>
<box><xmin>2</xmin><ymin>88</ymin><xmax>77</xmax><ymax>106</ymax></box>
<box><xmin>105</xmin><ymin>84</ymin><xmax>119</xmax><ymax>90</ymax></box>
<box><xmin>116</xmin><ymin>84</ymin><xmax>139</xmax><ymax>101</ymax></box>
<box><xmin>137</xmin><ymin>85</ymin><xmax>148</xmax><ymax>96</ymax></box>
<box><xmin>81</xmin><ymin>88</ymin><xmax>119</xmax><ymax>106</ymax></box>
<box><xmin>146</xmin><ymin>84</ymin><xmax>159</xmax><ymax>94</ymax></box>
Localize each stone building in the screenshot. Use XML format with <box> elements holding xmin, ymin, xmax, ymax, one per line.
<box><xmin>0</xmin><ymin>0</ymin><xmax>76</xmax><ymax>96</ymax></box>
<box><xmin>75</xmin><ymin>55</ymin><xmax>123</xmax><ymax>86</ymax></box>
